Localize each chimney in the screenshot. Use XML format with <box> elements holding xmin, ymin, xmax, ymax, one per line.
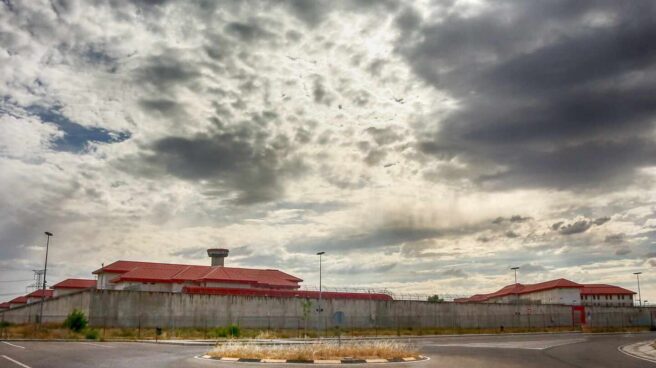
<box><xmin>207</xmin><ymin>248</ymin><xmax>229</xmax><ymax>267</ymax></box>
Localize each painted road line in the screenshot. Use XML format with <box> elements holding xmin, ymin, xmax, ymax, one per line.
<box><xmin>220</xmin><ymin>357</ymin><xmax>240</xmax><ymax>361</ymax></box>
<box><xmin>365</xmin><ymin>359</ymin><xmax>388</xmax><ymax>363</ymax></box>
<box><xmin>313</xmin><ymin>359</ymin><xmax>342</xmax><ymax>364</ymax></box>
<box><xmin>2</xmin><ymin>355</ymin><xmax>32</xmax><ymax>368</ymax></box>
<box><xmin>77</xmin><ymin>342</ymin><xmax>113</xmax><ymax>348</ymax></box>
<box><xmin>1</xmin><ymin>342</ymin><xmax>25</xmax><ymax>349</ymax></box>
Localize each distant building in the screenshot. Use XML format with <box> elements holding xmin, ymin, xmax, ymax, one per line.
<box><xmin>0</xmin><ymin>302</ymin><xmax>9</xmax><ymax>311</ymax></box>
<box><xmin>455</xmin><ymin>278</ymin><xmax>635</xmax><ymax>306</ymax></box>
<box><xmin>93</xmin><ymin>248</ymin><xmax>303</xmax><ymax>293</ymax></box>
<box><xmin>8</xmin><ymin>296</ymin><xmax>28</xmax><ymax>309</ymax></box>
<box><xmin>52</xmin><ymin>278</ymin><xmax>97</xmax><ymax>297</ymax></box>
<box><xmin>580</xmin><ymin>284</ymin><xmax>635</xmax><ymax>307</ymax></box>
<box><xmin>0</xmin><ymin>248</ymin><xmax>393</xmax><ymax>306</ymax></box>
<box><xmin>25</xmin><ymin>289</ymin><xmax>53</xmax><ymax>304</ymax></box>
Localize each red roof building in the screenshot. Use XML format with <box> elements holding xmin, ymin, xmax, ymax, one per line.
<box><xmin>25</xmin><ymin>289</ymin><xmax>54</xmax><ymax>304</ymax></box>
<box><xmin>8</xmin><ymin>296</ymin><xmax>28</xmax><ymax>308</ymax></box>
<box><xmin>52</xmin><ymin>278</ymin><xmax>97</xmax><ymax>297</ymax></box>
<box><xmin>455</xmin><ymin>278</ymin><xmax>635</xmax><ymax>306</ymax></box>
<box><xmin>92</xmin><ymin>249</ymin><xmax>305</xmax><ymax>294</ymax></box>
<box><xmin>0</xmin><ymin>302</ymin><xmax>10</xmax><ymax>310</ymax></box>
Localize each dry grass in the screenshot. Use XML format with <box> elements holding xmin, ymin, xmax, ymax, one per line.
<box><xmin>208</xmin><ymin>341</ymin><xmax>419</xmax><ymax>360</ymax></box>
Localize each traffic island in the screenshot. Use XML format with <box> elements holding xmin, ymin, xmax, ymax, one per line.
<box><xmin>618</xmin><ymin>340</ymin><xmax>656</xmax><ymax>363</ymax></box>
<box><xmin>200</xmin><ymin>341</ymin><xmax>427</xmax><ymax>364</ymax></box>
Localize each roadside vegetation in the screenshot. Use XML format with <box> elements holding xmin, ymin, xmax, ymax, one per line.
<box><xmin>208</xmin><ymin>341</ymin><xmax>419</xmax><ymax>360</ymax></box>
<box><xmin>0</xmin><ymin>320</ymin><xmax>649</xmax><ymax>341</ymax></box>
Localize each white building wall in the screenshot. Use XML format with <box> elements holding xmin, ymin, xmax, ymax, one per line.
<box><xmin>97</xmin><ymin>272</ymin><xmax>121</xmax><ymax>290</ymax></box>
<box><xmin>486</xmin><ymin>288</ymin><xmax>581</xmax><ymax>305</ymax></box>
<box><xmin>581</xmin><ymin>294</ymin><xmax>633</xmax><ymax>307</ymax></box>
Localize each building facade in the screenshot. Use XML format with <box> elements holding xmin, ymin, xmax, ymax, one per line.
<box><xmin>455</xmin><ymin>278</ymin><xmax>635</xmax><ymax>306</ymax></box>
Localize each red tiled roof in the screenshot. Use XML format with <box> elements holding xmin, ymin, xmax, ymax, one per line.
<box><xmin>26</xmin><ymin>289</ymin><xmax>54</xmax><ymax>298</ymax></box>
<box><xmin>92</xmin><ymin>260</ymin><xmax>183</xmax><ymax>274</ymax></box>
<box><xmin>0</xmin><ymin>302</ymin><xmax>10</xmax><ymax>308</ymax></box>
<box><xmin>580</xmin><ymin>284</ymin><xmax>635</xmax><ymax>295</ymax></box>
<box><xmin>183</xmin><ymin>286</ymin><xmax>394</xmax><ymax>301</ymax></box>
<box><xmin>456</xmin><ymin>278</ymin><xmax>583</xmax><ymax>303</ymax></box>
<box><xmin>456</xmin><ymin>279</ymin><xmax>637</xmax><ymax>303</ymax></box>
<box><xmin>9</xmin><ymin>296</ymin><xmax>28</xmax><ymax>304</ymax></box>
<box><xmin>99</xmin><ymin>260</ymin><xmax>303</xmax><ymax>289</ymax></box>
<box><xmin>52</xmin><ymin>279</ymin><xmax>96</xmax><ymax>289</ymax></box>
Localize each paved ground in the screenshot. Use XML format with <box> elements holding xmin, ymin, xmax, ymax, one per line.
<box><xmin>1</xmin><ymin>332</ymin><xmax>655</xmax><ymax>368</ymax></box>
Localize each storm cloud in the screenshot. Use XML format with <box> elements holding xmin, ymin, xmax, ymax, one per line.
<box><xmin>401</xmin><ymin>0</ymin><xmax>656</xmax><ymax>190</ymax></box>
<box><xmin>121</xmin><ymin>122</ymin><xmax>305</xmax><ymax>205</ymax></box>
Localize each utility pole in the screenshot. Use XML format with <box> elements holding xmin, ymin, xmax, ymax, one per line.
<box><xmin>511</xmin><ymin>267</ymin><xmax>519</xmax><ymax>284</ymax></box>
<box><xmin>634</xmin><ymin>272</ymin><xmax>642</xmax><ymax>307</ymax></box>
<box><xmin>39</xmin><ymin>232</ymin><xmax>53</xmax><ymax>325</ymax></box>
<box><xmin>316</xmin><ymin>251</ymin><xmax>325</xmax><ymax>334</ymax></box>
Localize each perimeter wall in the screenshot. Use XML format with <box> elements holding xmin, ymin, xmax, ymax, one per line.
<box><xmin>1</xmin><ymin>289</ymin><xmax>654</xmax><ymax>330</ymax></box>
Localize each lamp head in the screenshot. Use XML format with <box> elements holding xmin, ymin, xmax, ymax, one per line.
<box><xmin>45</xmin><ymin>231</ymin><xmax>53</xmax><ymax>236</ymax></box>
<box><xmin>317</xmin><ymin>251</ymin><xmax>325</xmax><ymax>255</ymax></box>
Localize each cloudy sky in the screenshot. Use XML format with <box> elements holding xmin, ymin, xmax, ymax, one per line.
<box><xmin>1</xmin><ymin>0</ymin><xmax>656</xmax><ymax>302</ymax></box>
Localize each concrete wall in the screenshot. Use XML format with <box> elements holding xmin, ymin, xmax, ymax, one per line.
<box><xmin>0</xmin><ymin>290</ymin><xmax>91</xmax><ymax>324</ymax></box>
<box><xmin>1</xmin><ymin>289</ymin><xmax>654</xmax><ymax>330</ymax></box>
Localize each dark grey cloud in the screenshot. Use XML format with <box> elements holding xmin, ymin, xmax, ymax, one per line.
<box><xmin>364</xmin><ymin>127</ymin><xmax>401</xmax><ymax>146</ymax></box>
<box><xmin>558</xmin><ymin>220</ymin><xmax>592</xmax><ymax>235</ymax></box>
<box><xmin>593</xmin><ymin>216</ymin><xmax>611</xmax><ymax>226</ymax></box>
<box><xmin>551</xmin><ymin>221</ymin><xmax>564</xmax><ymax>231</ymax></box>
<box><xmin>287</xmin><ymin>226</ymin><xmax>442</xmax><ymax>253</ymax></box>
<box><xmin>557</xmin><ymin>216</ymin><xmax>610</xmax><ymax>235</ymax></box>
<box><xmin>492</xmin><ymin>215</ymin><xmax>532</xmax><ymax>224</ymax></box>
<box><xmin>119</xmin><ymin>120</ymin><xmax>305</xmax><ymax>205</ymax></box>
<box><xmin>504</xmin><ymin>230</ymin><xmax>519</xmax><ymax>239</ymax></box>
<box><xmin>615</xmin><ymin>248</ymin><xmax>631</xmax><ymax>256</ymax></box>
<box><xmin>224</xmin><ymin>21</ymin><xmax>273</xmax><ymax>43</ymax></box>
<box><xmin>400</xmin><ymin>1</ymin><xmax>656</xmax><ymax>191</ymax></box>
<box><xmin>605</xmin><ymin>233</ymin><xmax>625</xmax><ymax>244</ymax></box>
<box><xmin>441</xmin><ymin>268</ymin><xmax>466</xmax><ymax>278</ymax></box>
<box><xmin>135</xmin><ymin>53</ymin><xmax>200</xmax><ymax>91</ymax></box>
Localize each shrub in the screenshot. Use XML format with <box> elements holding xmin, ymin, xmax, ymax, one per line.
<box><xmin>208</xmin><ymin>324</ymin><xmax>240</xmax><ymax>338</ymax></box>
<box><xmin>85</xmin><ymin>328</ymin><xmax>99</xmax><ymax>340</ymax></box>
<box><xmin>0</xmin><ymin>321</ymin><xmax>11</xmax><ymax>328</ymax></box>
<box><xmin>63</xmin><ymin>309</ymin><xmax>88</xmax><ymax>332</ymax></box>
<box><xmin>227</xmin><ymin>324</ymin><xmax>240</xmax><ymax>337</ymax></box>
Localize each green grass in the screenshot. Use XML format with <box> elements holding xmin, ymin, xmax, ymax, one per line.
<box><xmin>0</xmin><ymin>324</ymin><xmax>650</xmax><ymax>340</ymax></box>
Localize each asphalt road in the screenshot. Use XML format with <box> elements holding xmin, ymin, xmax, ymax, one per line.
<box><xmin>0</xmin><ymin>332</ymin><xmax>654</xmax><ymax>368</ymax></box>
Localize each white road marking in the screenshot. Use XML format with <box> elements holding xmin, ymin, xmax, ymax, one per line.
<box><xmin>1</xmin><ymin>355</ymin><xmax>32</xmax><ymax>368</ymax></box>
<box><xmin>77</xmin><ymin>342</ymin><xmax>113</xmax><ymax>348</ymax></box>
<box><xmin>428</xmin><ymin>338</ymin><xmax>586</xmax><ymax>350</ymax></box>
<box><xmin>1</xmin><ymin>342</ymin><xmax>25</xmax><ymax>349</ymax></box>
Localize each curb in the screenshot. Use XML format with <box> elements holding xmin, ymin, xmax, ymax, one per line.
<box><xmin>196</xmin><ymin>355</ymin><xmax>429</xmax><ymax>364</ymax></box>
<box><xmin>618</xmin><ymin>340</ymin><xmax>656</xmax><ymax>363</ymax></box>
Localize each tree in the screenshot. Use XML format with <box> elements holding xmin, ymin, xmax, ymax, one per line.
<box><xmin>427</xmin><ymin>294</ymin><xmax>444</xmax><ymax>303</ymax></box>
<box><xmin>63</xmin><ymin>309</ymin><xmax>88</xmax><ymax>332</ymax></box>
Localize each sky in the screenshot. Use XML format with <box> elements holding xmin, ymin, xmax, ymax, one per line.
<box><xmin>1</xmin><ymin>0</ymin><xmax>656</xmax><ymax>302</ymax></box>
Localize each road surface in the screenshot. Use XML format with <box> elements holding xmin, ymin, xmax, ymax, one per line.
<box><xmin>1</xmin><ymin>332</ymin><xmax>654</xmax><ymax>367</ymax></box>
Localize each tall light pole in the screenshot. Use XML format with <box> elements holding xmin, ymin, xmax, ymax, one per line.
<box><xmin>634</xmin><ymin>272</ymin><xmax>642</xmax><ymax>307</ymax></box>
<box><xmin>317</xmin><ymin>251</ymin><xmax>325</xmax><ymax>312</ymax></box>
<box><xmin>510</xmin><ymin>267</ymin><xmax>519</xmax><ymax>284</ymax></box>
<box><xmin>39</xmin><ymin>232</ymin><xmax>53</xmax><ymax>325</ymax></box>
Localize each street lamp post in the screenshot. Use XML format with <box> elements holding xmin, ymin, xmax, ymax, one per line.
<box><xmin>510</xmin><ymin>267</ymin><xmax>519</xmax><ymax>284</ymax></box>
<box><xmin>317</xmin><ymin>252</ymin><xmax>326</xmax><ymax>315</ymax></box>
<box><xmin>39</xmin><ymin>232</ymin><xmax>53</xmax><ymax>325</ymax></box>
<box><xmin>634</xmin><ymin>272</ymin><xmax>642</xmax><ymax>307</ymax></box>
